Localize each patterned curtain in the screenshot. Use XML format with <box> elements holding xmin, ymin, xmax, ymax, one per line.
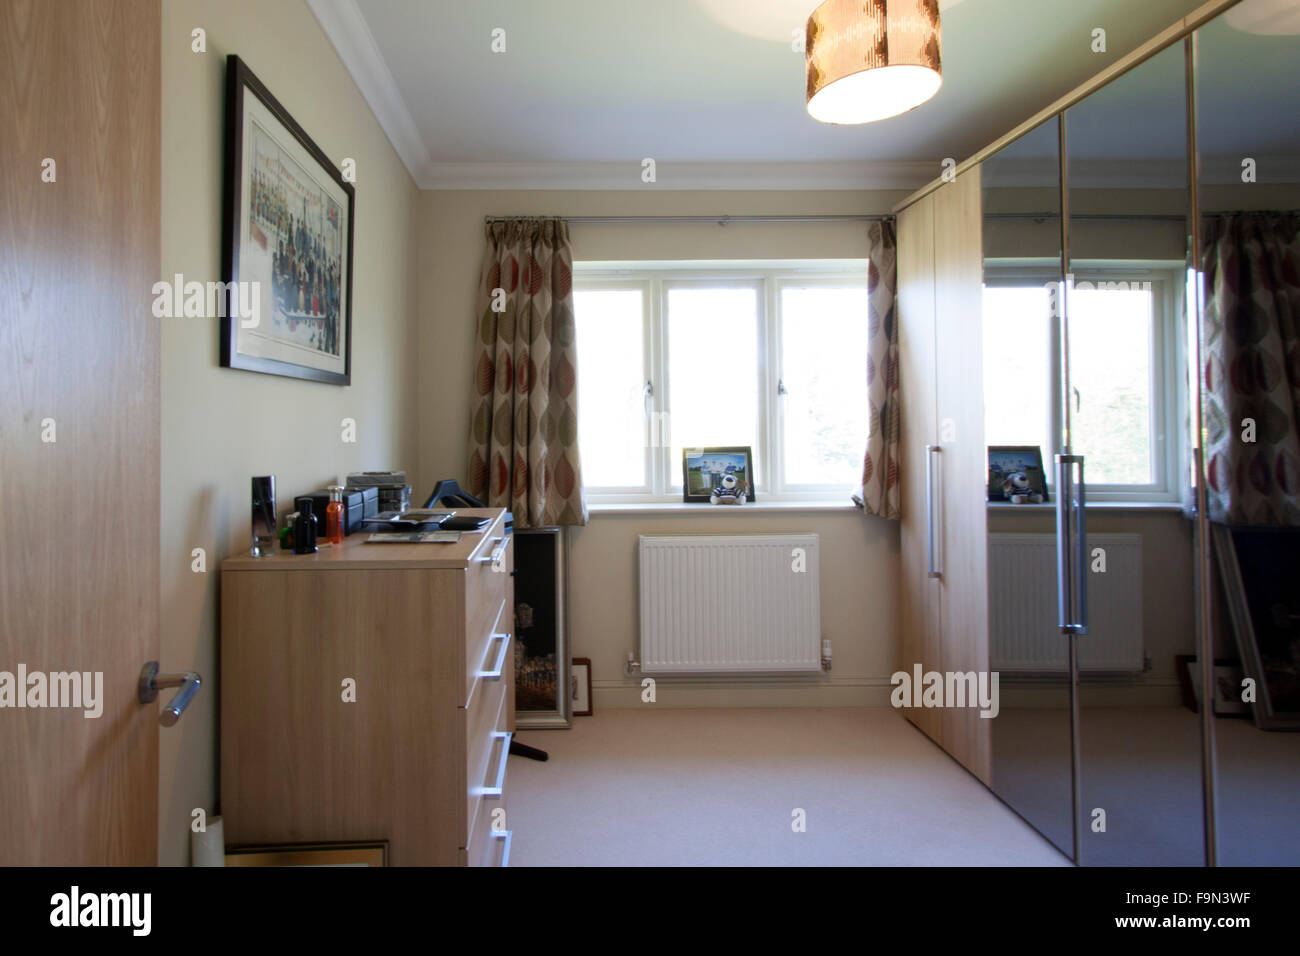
<box><xmin>1202</xmin><ymin>211</ymin><xmax>1300</xmax><ymax>525</ymax></box>
<box><xmin>855</xmin><ymin>220</ymin><xmax>901</xmax><ymax>519</ymax></box>
<box><xmin>467</xmin><ymin>218</ymin><xmax>588</xmax><ymax>527</ymax></box>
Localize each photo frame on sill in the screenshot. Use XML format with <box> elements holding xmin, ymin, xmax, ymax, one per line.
<box><xmin>987</xmin><ymin>445</ymin><xmax>1049</xmax><ymax>502</ymax></box>
<box><xmin>682</xmin><ymin>446</ymin><xmax>756</xmax><ymax>504</ymax></box>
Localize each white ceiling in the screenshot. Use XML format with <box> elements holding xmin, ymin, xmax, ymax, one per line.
<box><xmin>309</xmin><ymin>0</ymin><xmax>1226</xmax><ymax>189</ymax></box>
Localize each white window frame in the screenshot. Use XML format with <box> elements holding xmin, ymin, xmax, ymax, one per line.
<box><xmin>983</xmin><ymin>260</ymin><xmax>1186</xmax><ymax>502</ymax></box>
<box><xmin>574</xmin><ymin>259</ymin><xmax>870</xmax><ymax>505</ymax></box>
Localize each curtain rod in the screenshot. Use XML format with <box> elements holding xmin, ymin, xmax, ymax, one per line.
<box><xmin>484</xmin><ymin>214</ymin><xmax>893</xmax><ymax>225</ymax></box>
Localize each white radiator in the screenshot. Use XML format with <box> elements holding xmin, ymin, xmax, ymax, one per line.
<box><xmin>989</xmin><ymin>533</ymin><xmax>1144</xmax><ymax>673</ymax></box>
<box><xmin>638</xmin><ymin>534</ymin><xmax>821</xmax><ymax>674</ymax></box>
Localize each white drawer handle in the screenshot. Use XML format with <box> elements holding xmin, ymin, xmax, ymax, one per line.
<box><xmin>476</xmin><ymin>633</ymin><xmax>511</xmax><ymax>681</ymax></box>
<box><xmin>478</xmin><ymin>536</ymin><xmax>508</xmax><ymax>571</ymax></box>
<box><xmin>492</xmin><ymin>828</ymin><xmax>512</xmax><ymax>867</ymax></box>
<box><xmin>482</xmin><ymin>731</ymin><xmax>511</xmax><ymax>798</ymax></box>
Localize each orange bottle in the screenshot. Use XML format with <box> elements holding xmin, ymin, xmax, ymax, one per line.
<box><xmin>325</xmin><ymin>485</ymin><xmax>344</xmax><ymax>545</ymax></box>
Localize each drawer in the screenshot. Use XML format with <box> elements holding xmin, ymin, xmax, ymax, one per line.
<box><xmin>466</xmin><ymin>790</ymin><xmax>511</xmax><ymax>867</ymax></box>
<box><xmin>465</xmin><ymin>661</ymin><xmax>510</xmax><ymax>846</ymax></box>
<box><xmin>464</xmin><ymin>529</ymin><xmax>512</xmax><ymax>703</ymax></box>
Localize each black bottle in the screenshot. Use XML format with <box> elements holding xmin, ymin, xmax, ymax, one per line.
<box><xmin>293</xmin><ymin>497</ymin><xmax>319</xmax><ymax>554</ymax></box>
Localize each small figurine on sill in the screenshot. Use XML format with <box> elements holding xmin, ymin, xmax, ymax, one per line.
<box><xmin>1002</xmin><ymin>471</ymin><xmax>1044</xmax><ymax>504</ymax></box>
<box><xmin>710</xmin><ymin>472</ymin><xmax>747</xmax><ymax>506</ymax></box>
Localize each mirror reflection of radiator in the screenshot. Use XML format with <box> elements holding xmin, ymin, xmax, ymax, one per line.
<box><xmin>638</xmin><ymin>534</ymin><xmax>821</xmax><ymax>674</ymax></box>
<box><xmin>989</xmin><ymin>533</ymin><xmax>1143</xmax><ymax>673</ymax></box>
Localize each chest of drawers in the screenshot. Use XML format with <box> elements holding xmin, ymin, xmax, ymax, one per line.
<box><xmin>220</xmin><ymin>508</ymin><xmax>514</xmax><ymax>866</ymax></box>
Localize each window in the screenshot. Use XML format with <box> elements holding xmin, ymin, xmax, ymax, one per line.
<box><xmin>982</xmin><ymin>264</ymin><xmax>1185</xmax><ymax>501</ymax></box>
<box><xmin>573</xmin><ymin>262</ymin><xmax>870</xmax><ymax>503</ymax></box>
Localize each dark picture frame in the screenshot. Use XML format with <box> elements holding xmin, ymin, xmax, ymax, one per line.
<box><xmin>1211</xmin><ymin>524</ymin><xmax>1300</xmax><ymax>730</ymax></box>
<box><xmin>987</xmin><ymin>445</ymin><xmax>1049</xmax><ymax>502</ymax></box>
<box><xmin>682</xmin><ymin>446</ymin><xmax>756</xmax><ymax>503</ymax></box>
<box><xmin>1175</xmin><ymin>654</ymin><xmax>1248</xmax><ymax>717</ymax></box>
<box><xmin>571</xmin><ymin>657</ymin><xmax>592</xmax><ymax>716</ymax></box>
<box><xmin>513</xmin><ymin>527</ymin><xmax>571</xmax><ymax>729</ymax></box>
<box><xmin>222</xmin><ymin>54</ymin><xmax>354</xmax><ymax>385</ymax></box>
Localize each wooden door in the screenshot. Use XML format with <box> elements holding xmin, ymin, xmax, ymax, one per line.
<box><xmin>933</xmin><ymin>168</ymin><xmax>991</xmax><ymax>784</ymax></box>
<box><xmin>0</xmin><ymin>0</ymin><xmax>161</xmax><ymax>865</ymax></box>
<box><xmin>896</xmin><ymin>194</ymin><xmax>943</xmax><ymax>742</ymax></box>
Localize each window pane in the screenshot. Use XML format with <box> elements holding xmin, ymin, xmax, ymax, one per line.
<box><xmin>982</xmin><ymin>284</ymin><xmax>1054</xmax><ymax>470</ymax></box>
<box><xmin>667</xmin><ymin>287</ymin><xmax>759</xmax><ymax>487</ymax></box>
<box><xmin>574</xmin><ymin>288</ymin><xmax>646</xmax><ymax>487</ymax></box>
<box><xmin>1069</xmin><ymin>282</ymin><xmax>1154</xmax><ymax>485</ymax></box>
<box><xmin>780</xmin><ymin>286</ymin><xmax>869</xmax><ymax>486</ymax></box>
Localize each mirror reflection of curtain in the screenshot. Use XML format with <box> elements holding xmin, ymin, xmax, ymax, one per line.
<box><xmin>1202</xmin><ymin>211</ymin><xmax>1300</xmax><ymax>525</ymax></box>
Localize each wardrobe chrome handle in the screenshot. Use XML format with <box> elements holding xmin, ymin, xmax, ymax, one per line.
<box><xmin>1055</xmin><ymin>454</ymin><xmax>1088</xmax><ymax>634</ymax></box>
<box><xmin>1074</xmin><ymin>456</ymin><xmax>1088</xmax><ymax>634</ymax></box>
<box><xmin>482</xmin><ymin>731</ymin><xmax>512</xmax><ymax>798</ymax></box>
<box><xmin>926</xmin><ymin>444</ymin><xmax>942</xmax><ymax>579</ymax></box>
<box><xmin>476</xmin><ymin>632</ymin><xmax>511</xmax><ymax>681</ymax></box>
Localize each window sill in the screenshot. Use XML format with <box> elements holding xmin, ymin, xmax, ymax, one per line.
<box><xmin>588</xmin><ymin>500</ymin><xmax>862</xmax><ymax>516</ymax></box>
<box><xmin>987</xmin><ymin>501</ymin><xmax>1186</xmax><ymax>513</ymax></box>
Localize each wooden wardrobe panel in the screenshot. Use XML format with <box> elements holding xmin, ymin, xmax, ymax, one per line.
<box><xmin>933</xmin><ymin>168</ymin><xmax>992</xmax><ymax>785</ymax></box>
<box><xmin>896</xmin><ymin>194</ymin><xmax>943</xmax><ymax>744</ymax></box>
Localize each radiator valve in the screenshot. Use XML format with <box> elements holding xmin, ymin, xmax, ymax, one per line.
<box><xmin>624</xmin><ymin>651</ymin><xmax>641</xmax><ymax>676</ymax></box>
<box><xmin>821</xmin><ymin>639</ymin><xmax>832</xmax><ymax>671</ymax></box>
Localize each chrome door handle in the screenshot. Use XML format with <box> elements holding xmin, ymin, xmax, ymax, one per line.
<box><xmin>1054</xmin><ymin>454</ymin><xmax>1088</xmax><ymax>634</ymax></box>
<box><xmin>137</xmin><ymin>662</ymin><xmax>201</xmax><ymax>727</ymax></box>
<box><xmin>926</xmin><ymin>444</ymin><xmax>942</xmax><ymax>579</ymax></box>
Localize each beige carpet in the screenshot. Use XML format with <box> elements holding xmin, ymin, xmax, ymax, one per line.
<box><xmin>507</xmin><ymin>707</ymin><xmax>1070</xmax><ymax>866</ymax></box>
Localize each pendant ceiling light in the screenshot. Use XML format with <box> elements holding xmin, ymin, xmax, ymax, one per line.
<box><xmin>806</xmin><ymin>0</ymin><xmax>943</xmax><ymax>125</ymax></box>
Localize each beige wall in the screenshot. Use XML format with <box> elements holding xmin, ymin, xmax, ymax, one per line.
<box><xmin>418</xmin><ymin>189</ymin><xmax>907</xmax><ymax>709</ymax></box>
<box><xmin>159</xmin><ymin>0</ymin><xmax>419</xmax><ymax>864</ymax></box>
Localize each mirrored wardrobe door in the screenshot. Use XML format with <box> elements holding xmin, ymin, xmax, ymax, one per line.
<box><xmin>1194</xmin><ymin>0</ymin><xmax>1300</xmax><ymax>866</ymax></box>
<box><xmin>1063</xmin><ymin>41</ymin><xmax>1206</xmax><ymax>866</ymax></box>
<box><xmin>981</xmin><ymin>116</ymin><xmax>1075</xmax><ymax>861</ymax></box>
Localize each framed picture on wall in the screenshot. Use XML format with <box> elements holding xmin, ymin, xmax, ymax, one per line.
<box><xmin>221</xmin><ymin>54</ymin><xmax>354</xmax><ymax>385</ymax></box>
<box><xmin>682</xmin><ymin>446</ymin><xmax>756</xmax><ymax>504</ymax></box>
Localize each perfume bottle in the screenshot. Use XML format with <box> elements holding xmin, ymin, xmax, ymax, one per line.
<box><xmin>325</xmin><ymin>485</ymin><xmax>344</xmax><ymax>545</ymax></box>
<box><xmin>293</xmin><ymin>497</ymin><xmax>318</xmax><ymax>554</ymax></box>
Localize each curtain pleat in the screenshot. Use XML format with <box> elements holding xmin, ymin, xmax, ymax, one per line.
<box><xmin>467</xmin><ymin>218</ymin><xmax>588</xmax><ymax>527</ymax></box>
<box><xmin>856</xmin><ymin>220</ymin><xmax>901</xmax><ymax>519</ymax></box>
<box><xmin>1202</xmin><ymin>211</ymin><xmax>1300</xmax><ymax>526</ymax></box>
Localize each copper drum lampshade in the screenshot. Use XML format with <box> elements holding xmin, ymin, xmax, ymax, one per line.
<box><xmin>805</xmin><ymin>0</ymin><xmax>943</xmax><ymax>124</ymax></box>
